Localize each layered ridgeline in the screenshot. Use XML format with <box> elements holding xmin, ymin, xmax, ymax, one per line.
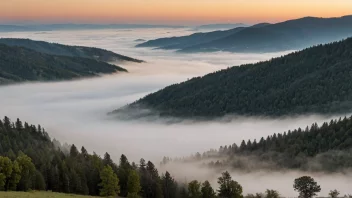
<box><xmin>167</xmin><ymin>116</ymin><xmax>352</xmax><ymax>172</ymax></box>
<box><xmin>137</xmin><ymin>15</ymin><xmax>352</xmax><ymax>53</ymax></box>
<box><xmin>194</xmin><ymin>23</ymin><xmax>248</xmax><ymax>31</ymax></box>
<box><xmin>0</xmin><ymin>44</ymin><xmax>127</xmax><ymax>84</ymax></box>
<box><xmin>136</xmin><ymin>26</ymin><xmax>248</xmax><ymax>50</ymax></box>
<box><xmin>0</xmin><ymin>24</ymin><xmax>185</xmax><ymax>32</ymax></box>
<box><xmin>0</xmin><ymin>38</ymin><xmax>144</xmax><ymax>63</ymax></box>
<box><xmin>116</xmin><ymin>38</ymin><xmax>352</xmax><ymax>118</ymax></box>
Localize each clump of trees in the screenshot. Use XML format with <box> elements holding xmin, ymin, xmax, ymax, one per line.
<box><xmin>329</xmin><ymin>190</ymin><xmax>340</xmax><ymax>198</ymax></box>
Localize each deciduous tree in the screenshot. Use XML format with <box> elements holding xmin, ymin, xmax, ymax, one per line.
<box><xmin>293</xmin><ymin>176</ymin><xmax>321</xmax><ymax>198</ymax></box>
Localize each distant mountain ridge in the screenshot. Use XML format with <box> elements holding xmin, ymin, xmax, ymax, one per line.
<box><xmin>138</xmin><ymin>15</ymin><xmax>352</xmax><ymax>53</ymax></box>
<box><xmin>136</xmin><ymin>26</ymin><xmax>247</xmax><ymax>50</ymax></box>
<box><xmin>0</xmin><ymin>38</ymin><xmax>144</xmax><ymax>63</ymax></box>
<box><xmin>0</xmin><ymin>44</ymin><xmax>127</xmax><ymax>85</ymax></box>
<box><xmin>115</xmin><ymin>37</ymin><xmax>352</xmax><ymax>118</ymax></box>
<box><xmin>194</xmin><ymin>23</ymin><xmax>248</xmax><ymax>30</ymax></box>
<box><xmin>0</xmin><ymin>24</ymin><xmax>185</xmax><ymax>32</ymax></box>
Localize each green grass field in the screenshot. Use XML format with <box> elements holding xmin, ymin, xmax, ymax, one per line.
<box><xmin>0</xmin><ymin>191</ymin><xmax>102</xmax><ymax>198</ymax></box>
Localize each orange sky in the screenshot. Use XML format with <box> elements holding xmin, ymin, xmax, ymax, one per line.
<box><xmin>2</xmin><ymin>0</ymin><xmax>352</xmax><ymax>24</ymax></box>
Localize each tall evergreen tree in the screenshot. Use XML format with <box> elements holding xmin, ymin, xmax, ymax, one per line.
<box><xmin>161</xmin><ymin>171</ymin><xmax>178</xmax><ymax>198</ymax></box>
<box><xmin>188</xmin><ymin>180</ymin><xmax>202</xmax><ymax>198</ymax></box>
<box><xmin>201</xmin><ymin>180</ymin><xmax>216</xmax><ymax>198</ymax></box>
<box><xmin>217</xmin><ymin>171</ymin><xmax>243</xmax><ymax>198</ymax></box>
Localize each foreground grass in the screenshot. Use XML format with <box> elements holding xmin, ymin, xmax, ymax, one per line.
<box><xmin>0</xmin><ymin>191</ymin><xmax>102</xmax><ymax>198</ymax></box>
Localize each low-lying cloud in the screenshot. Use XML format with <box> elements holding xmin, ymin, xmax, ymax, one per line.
<box><xmin>0</xmin><ymin>29</ymin><xmax>351</xmax><ymax>196</ymax></box>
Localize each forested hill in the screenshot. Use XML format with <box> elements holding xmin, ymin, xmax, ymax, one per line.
<box><xmin>0</xmin><ymin>116</ymin><xmax>241</xmax><ymax>198</ymax></box>
<box><xmin>0</xmin><ymin>38</ymin><xmax>144</xmax><ymax>63</ymax></box>
<box><xmin>136</xmin><ymin>26</ymin><xmax>247</xmax><ymax>50</ymax></box>
<box><xmin>137</xmin><ymin>15</ymin><xmax>352</xmax><ymax>53</ymax></box>
<box><xmin>0</xmin><ymin>116</ymin><xmax>349</xmax><ymax>197</ymax></box>
<box><xmin>117</xmin><ymin>37</ymin><xmax>352</xmax><ymax>118</ymax></box>
<box><xmin>202</xmin><ymin>116</ymin><xmax>352</xmax><ymax>172</ymax></box>
<box><xmin>0</xmin><ymin>116</ymin><xmax>165</xmax><ymax>196</ymax></box>
<box><xmin>0</xmin><ymin>44</ymin><xmax>126</xmax><ymax>85</ymax></box>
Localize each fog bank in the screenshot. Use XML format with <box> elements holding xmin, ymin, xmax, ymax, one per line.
<box><xmin>0</xmin><ymin>29</ymin><xmax>350</xmax><ymax>196</ymax></box>
<box><xmin>161</xmin><ymin>162</ymin><xmax>352</xmax><ymax>197</ymax></box>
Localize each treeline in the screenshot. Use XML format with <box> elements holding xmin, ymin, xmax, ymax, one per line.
<box><xmin>176</xmin><ymin>116</ymin><xmax>352</xmax><ymax>172</ymax></box>
<box><xmin>121</xmin><ymin>37</ymin><xmax>352</xmax><ymax>118</ymax></box>
<box><xmin>0</xmin><ymin>116</ymin><xmax>264</xmax><ymax>197</ymax></box>
<box><xmin>0</xmin><ymin>117</ymin><xmax>351</xmax><ymax>197</ymax></box>
<box><xmin>0</xmin><ymin>116</ymin><xmax>160</xmax><ymax>196</ymax></box>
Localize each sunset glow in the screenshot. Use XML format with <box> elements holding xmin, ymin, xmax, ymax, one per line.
<box><xmin>2</xmin><ymin>0</ymin><xmax>352</xmax><ymax>24</ymax></box>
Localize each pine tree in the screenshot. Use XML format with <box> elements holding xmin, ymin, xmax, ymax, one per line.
<box><xmin>145</xmin><ymin>161</ymin><xmax>163</xmax><ymax>198</ymax></box>
<box><xmin>70</xmin><ymin>145</ymin><xmax>79</xmax><ymax>157</ymax></box>
<box><xmin>217</xmin><ymin>171</ymin><xmax>243</xmax><ymax>198</ymax></box>
<box><xmin>118</xmin><ymin>154</ymin><xmax>132</xmax><ymax>196</ymax></box>
<box><xmin>32</xmin><ymin>170</ymin><xmax>46</xmax><ymax>190</ymax></box>
<box><xmin>188</xmin><ymin>180</ymin><xmax>201</xmax><ymax>198</ymax></box>
<box><xmin>103</xmin><ymin>152</ymin><xmax>113</xmax><ymax>166</ymax></box>
<box><xmin>201</xmin><ymin>180</ymin><xmax>216</xmax><ymax>198</ymax></box>
<box><xmin>81</xmin><ymin>147</ymin><xmax>88</xmax><ymax>160</ymax></box>
<box><xmin>240</xmin><ymin>140</ymin><xmax>247</xmax><ymax>151</ymax></box>
<box><xmin>161</xmin><ymin>171</ymin><xmax>178</xmax><ymax>198</ymax></box>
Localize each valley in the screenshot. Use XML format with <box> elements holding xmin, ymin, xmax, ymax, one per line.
<box><xmin>1</xmin><ymin>18</ymin><xmax>352</xmax><ymax>197</ymax></box>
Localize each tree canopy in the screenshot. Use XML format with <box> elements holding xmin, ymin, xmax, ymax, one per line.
<box><xmin>121</xmin><ymin>37</ymin><xmax>352</xmax><ymax>118</ymax></box>
<box><xmin>99</xmin><ymin>165</ymin><xmax>120</xmax><ymax>197</ymax></box>
<box><xmin>0</xmin><ymin>44</ymin><xmax>127</xmax><ymax>85</ymax></box>
<box><xmin>293</xmin><ymin>176</ymin><xmax>321</xmax><ymax>198</ymax></box>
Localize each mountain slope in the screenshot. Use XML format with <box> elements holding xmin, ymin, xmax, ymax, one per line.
<box><xmin>136</xmin><ymin>27</ymin><xmax>246</xmax><ymax>50</ymax></box>
<box><xmin>181</xmin><ymin>116</ymin><xmax>352</xmax><ymax>172</ymax></box>
<box><xmin>116</xmin><ymin>38</ymin><xmax>352</xmax><ymax>118</ymax></box>
<box><xmin>0</xmin><ymin>116</ymin><xmax>163</xmax><ymax>196</ymax></box>
<box><xmin>0</xmin><ymin>38</ymin><xmax>143</xmax><ymax>63</ymax></box>
<box><xmin>181</xmin><ymin>15</ymin><xmax>352</xmax><ymax>53</ymax></box>
<box><xmin>138</xmin><ymin>15</ymin><xmax>352</xmax><ymax>53</ymax></box>
<box><xmin>0</xmin><ymin>44</ymin><xmax>126</xmax><ymax>84</ymax></box>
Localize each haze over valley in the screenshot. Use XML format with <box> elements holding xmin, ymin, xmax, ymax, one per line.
<box><xmin>2</xmin><ymin>5</ymin><xmax>352</xmax><ymax>197</ymax></box>
<box><xmin>0</xmin><ymin>29</ymin><xmax>296</xmax><ymax>161</ymax></box>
